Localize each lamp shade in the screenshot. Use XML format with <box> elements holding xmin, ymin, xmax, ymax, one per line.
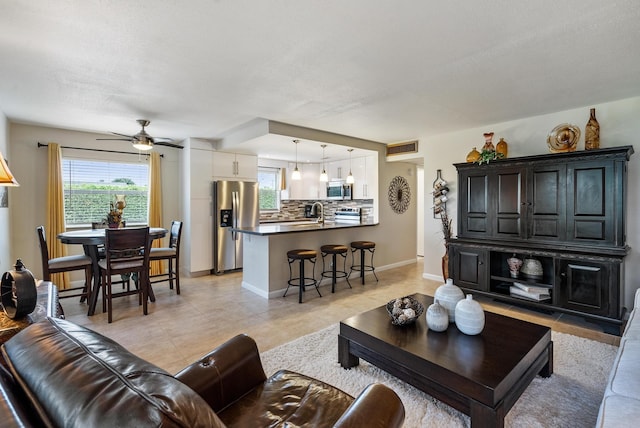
<box><xmin>0</xmin><ymin>151</ymin><xmax>19</xmax><ymax>186</ymax></box>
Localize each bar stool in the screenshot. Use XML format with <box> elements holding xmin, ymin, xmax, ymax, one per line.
<box><xmin>284</xmin><ymin>249</ymin><xmax>321</xmax><ymax>303</ymax></box>
<box><xmin>320</xmin><ymin>244</ymin><xmax>351</xmax><ymax>293</ymax></box>
<box><xmin>348</xmin><ymin>241</ymin><xmax>379</xmax><ymax>285</ymax></box>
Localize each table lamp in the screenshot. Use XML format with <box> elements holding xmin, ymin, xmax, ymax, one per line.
<box><xmin>0</xmin><ymin>151</ymin><xmax>29</xmax><ymax>319</ymax></box>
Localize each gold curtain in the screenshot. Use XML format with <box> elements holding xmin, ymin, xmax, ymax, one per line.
<box><xmin>46</xmin><ymin>143</ymin><xmax>69</xmax><ymax>288</ymax></box>
<box><xmin>148</xmin><ymin>151</ymin><xmax>164</xmax><ymax>275</ymax></box>
<box><xmin>280</xmin><ymin>167</ymin><xmax>287</xmax><ymax>190</ymax></box>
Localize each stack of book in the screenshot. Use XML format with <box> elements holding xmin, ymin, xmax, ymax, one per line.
<box><xmin>509</xmin><ymin>282</ymin><xmax>551</xmax><ymax>301</ymax></box>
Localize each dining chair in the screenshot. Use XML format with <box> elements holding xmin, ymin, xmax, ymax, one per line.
<box><xmin>36</xmin><ymin>225</ymin><xmax>92</xmax><ymax>302</ymax></box>
<box><xmin>98</xmin><ymin>227</ymin><xmax>151</xmax><ymax>323</ymax></box>
<box><xmin>149</xmin><ymin>220</ymin><xmax>183</xmax><ymax>294</ymax></box>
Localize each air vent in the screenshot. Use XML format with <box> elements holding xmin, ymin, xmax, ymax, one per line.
<box><xmin>386</xmin><ymin>140</ymin><xmax>418</xmax><ymax>156</ymax></box>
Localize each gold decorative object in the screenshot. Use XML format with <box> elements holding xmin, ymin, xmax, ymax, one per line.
<box><xmin>496</xmin><ymin>138</ymin><xmax>508</xmax><ymax>158</ymax></box>
<box><xmin>547</xmin><ymin>124</ymin><xmax>580</xmax><ymax>153</ymax></box>
<box><xmin>585</xmin><ymin>108</ymin><xmax>600</xmax><ymax>150</ymax></box>
<box><xmin>466</xmin><ymin>147</ymin><xmax>480</xmax><ymax>163</ymax></box>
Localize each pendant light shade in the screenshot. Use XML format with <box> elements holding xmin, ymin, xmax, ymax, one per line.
<box><xmin>291</xmin><ymin>139</ymin><xmax>301</xmax><ymax>180</ymax></box>
<box><xmin>346</xmin><ymin>148</ymin><xmax>355</xmax><ymax>184</ymax></box>
<box><xmin>319</xmin><ymin>144</ymin><xmax>328</xmax><ymax>182</ymax></box>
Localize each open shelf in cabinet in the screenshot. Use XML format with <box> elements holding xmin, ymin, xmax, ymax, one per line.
<box><xmin>489</xmin><ymin>251</ymin><xmax>554</xmax><ymax>303</ymax></box>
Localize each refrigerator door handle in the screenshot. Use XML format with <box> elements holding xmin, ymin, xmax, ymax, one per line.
<box><xmin>232</xmin><ymin>191</ymin><xmax>238</xmax><ymax>240</ymax></box>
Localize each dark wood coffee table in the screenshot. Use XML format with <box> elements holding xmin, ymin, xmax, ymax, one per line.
<box><xmin>339</xmin><ymin>293</ymin><xmax>553</xmax><ymax>428</ymax></box>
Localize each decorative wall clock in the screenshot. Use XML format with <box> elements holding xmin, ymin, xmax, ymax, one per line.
<box><xmin>388</xmin><ymin>176</ymin><xmax>411</xmax><ymax>214</ymax></box>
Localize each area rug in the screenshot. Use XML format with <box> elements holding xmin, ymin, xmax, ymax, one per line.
<box><xmin>261</xmin><ymin>324</ymin><xmax>617</xmax><ymax>427</ymax></box>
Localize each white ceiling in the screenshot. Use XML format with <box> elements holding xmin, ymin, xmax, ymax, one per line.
<box><xmin>1</xmin><ymin>1</ymin><xmax>640</xmax><ymax>162</ymax></box>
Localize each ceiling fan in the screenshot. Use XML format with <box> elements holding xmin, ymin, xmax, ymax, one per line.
<box><xmin>97</xmin><ymin>119</ymin><xmax>182</xmax><ymax>150</ymax></box>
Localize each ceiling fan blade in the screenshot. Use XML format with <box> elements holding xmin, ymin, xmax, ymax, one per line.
<box><xmin>155</xmin><ymin>141</ymin><xmax>183</xmax><ymax>149</ymax></box>
<box><xmin>153</xmin><ymin>137</ymin><xmax>175</xmax><ymax>142</ymax></box>
<box><xmin>111</xmin><ymin>132</ymin><xmax>135</xmax><ymax>138</ymax></box>
<box><xmin>96</xmin><ymin>138</ymin><xmax>133</xmax><ymax>141</ymax></box>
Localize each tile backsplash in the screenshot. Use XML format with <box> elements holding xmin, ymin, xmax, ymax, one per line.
<box><xmin>260</xmin><ymin>200</ymin><xmax>374</xmax><ymax>223</ymax></box>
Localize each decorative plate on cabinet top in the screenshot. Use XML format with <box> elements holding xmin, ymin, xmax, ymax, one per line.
<box><xmin>547</xmin><ymin>123</ymin><xmax>580</xmax><ymax>153</ymax></box>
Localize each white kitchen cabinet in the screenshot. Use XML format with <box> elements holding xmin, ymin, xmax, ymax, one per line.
<box><xmin>212</xmin><ymin>152</ymin><xmax>257</xmax><ymax>181</ymax></box>
<box><xmin>352</xmin><ymin>155</ymin><xmax>377</xmax><ymax>199</ymax></box>
<box><xmin>189</xmin><ymin>198</ymin><xmax>213</xmax><ymax>272</ymax></box>
<box><xmin>328</xmin><ymin>159</ymin><xmax>348</xmax><ymax>181</ymax></box>
<box><xmin>286</xmin><ymin>163</ymin><xmax>323</xmax><ymax>200</ymax></box>
<box><xmin>190</xmin><ymin>148</ymin><xmax>214</xmax><ymax>198</ymax></box>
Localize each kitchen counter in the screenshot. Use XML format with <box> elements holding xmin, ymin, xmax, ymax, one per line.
<box><xmin>232</xmin><ymin>220</ymin><xmax>378</xmax><ymax>236</ymax></box>
<box><xmin>231</xmin><ymin>220</ymin><xmax>379</xmax><ymax>299</ymax></box>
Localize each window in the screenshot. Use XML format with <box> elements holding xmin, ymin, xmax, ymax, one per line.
<box><xmin>62</xmin><ymin>158</ymin><xmax>149</xmax><ymax>226</ymax></box>
<box><xmin>258</xmin><ymin>167</ymin><xmax>280</xmax><ymax>211</ymax></box>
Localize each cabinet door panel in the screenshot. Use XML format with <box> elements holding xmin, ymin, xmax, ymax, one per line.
<box><xmin>557</xmin><ymin>260</ymin><xmax>615</xmax><ymax>317</ymax></box>
<box><xmin>567</xmin><ymin>162</ymin><xmax>614</xmax><ymax>244</ymax></box>
<box><xmin>529</xmin><ymin>166</ymin><xmax>566</xmax><ymax>240</ymax></box>
<box><xmin>459</xmin><ymin>173</ymin><xmax>490</xmax><ymax>236</ymax></box>
<box><xmin>495</xmin><ymin>171</ymin><xmax>523</xmax><ymax>238</ymax></box>
<box><xmin>450</xmin><ymin>246</ymin><xmax>487</xmax><ymax>291</ymax></box>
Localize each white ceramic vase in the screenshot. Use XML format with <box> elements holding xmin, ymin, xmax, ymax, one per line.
<box><xmin>434</xmin><ymin>278</ymin><xmax>464</xmax><ymax>322</ymax></box>
<box><xmin>454</xmin><ymin>294</ymin><xmax>485</xmax><ymax>335</ymax></box>
<box><xmin>426</xmin><ymin>299</ymin><xmax>449</xmax><ymax>332</ymax></box>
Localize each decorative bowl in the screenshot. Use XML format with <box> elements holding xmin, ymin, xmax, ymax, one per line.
<box><xmin>386</xmin><ymin>296</ymin><xmax>424</xmax><ymax>326</ymax></box>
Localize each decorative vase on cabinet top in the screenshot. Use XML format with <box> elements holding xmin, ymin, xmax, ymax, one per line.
<box><xmin>455</xmin><ymin>294</ymin><xmax>485</xmax><ymax>336</ymax></box>
<box><xmin>585</xmin><ymin>108</ymin><xmax>600</xmax><ymax>150</ymax></box>
<box><xmin>434</xmin><ymin>278</ymin><xmax>464</xmax><ymax>322</ymax></box>
<box><xmin>426</xmin><ymin>299</ymin><xmax>449</xmax><ymax>332</ymax></box>
<box><xmin>496</xmin><ymin>138</ymin><xmax>508</xmax><ymax>158</ymax></box>
<box><xmin>466</xmin><ymin>147</ymin><xmax>480</xmax><ymax>163</ymax></box>
<box><xmin>482</xmin><ymin>132</ymin><xmax>495</xmax><ymax>151</ymax></box>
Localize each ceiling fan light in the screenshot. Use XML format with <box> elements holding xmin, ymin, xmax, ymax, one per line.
<box><xmin>132</xmin><ymin>138</ymin><xmax>154</xmax><ymax>151</ymax></box>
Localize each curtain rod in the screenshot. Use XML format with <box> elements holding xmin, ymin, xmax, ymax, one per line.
<box><xmin>37</xmin><ymin>142</ymin><xmax>164</xmax><ymax>157</ymax></box>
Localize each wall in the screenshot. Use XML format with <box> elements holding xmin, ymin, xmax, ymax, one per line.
<box><xmin>420</xmin><ymin>96</ymin><xmax>640</xmax><ymax>310</ymax></box>
<box><xmin>8</xmin><ymin>123</ymin><xmax>181</xmax><ymax>280</ymax></box>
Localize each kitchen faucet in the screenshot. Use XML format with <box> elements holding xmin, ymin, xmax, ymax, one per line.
<box><xmin>311</xmin><ymin>201</ymin><xmax>324</xmax><ymax>225</ymax></box>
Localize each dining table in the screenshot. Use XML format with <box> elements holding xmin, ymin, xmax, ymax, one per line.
<box><xmin>57</xmin><ymin>227</ymin><xmax>167</xmax><ymax>316</ymax></box>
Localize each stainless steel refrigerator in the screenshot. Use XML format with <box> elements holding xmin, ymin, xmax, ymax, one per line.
<box><xmin>212</xmin><ymin>180</ymin><xmax>259</xmax><ymax>274</ymax></box>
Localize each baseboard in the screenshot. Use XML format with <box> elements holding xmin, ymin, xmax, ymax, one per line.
<box><xmin>422</xmin><ymin>272</ymin><xmax>444</xmax><ymax>282</ymax></box>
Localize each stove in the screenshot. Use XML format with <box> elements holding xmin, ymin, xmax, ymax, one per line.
<box><xmin>334</xmin><ymin>208</ymin><xmax>361</xmax><ymax>223</ymax></box>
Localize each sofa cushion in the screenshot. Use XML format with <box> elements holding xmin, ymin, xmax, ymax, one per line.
<box><xmin>596</xmin><ymin>394</ymin><xmax>640</xmax><ymax>428</ymax></box>
<box><xmin>623</xmin><ymin>308</ymin><xmax>640</xmax><ymax>339</ymax></box>
<box><xmin>217</xmin><ymin>369</ymin><xmax>354</xmax><ymax>427</ymax></box>
<box><xmin>1</xmin><ymin>317</ymin><xmax>224</xmax><ymax>428</ymax></box>
<box><xmin>604</xmin><ymin>338</ymin><xmax>640</xmax><ymax>400</ymax></box>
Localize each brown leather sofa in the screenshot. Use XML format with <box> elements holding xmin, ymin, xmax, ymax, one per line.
<box><xmin>0</xmin><ymin>317</ymin><xmax>405</xmax><ymax>427</ymax></box>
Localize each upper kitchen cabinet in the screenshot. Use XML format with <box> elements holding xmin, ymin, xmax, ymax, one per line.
<box><xmin>455</xmin><ymin>146</ymin><xmax>633</xmax><ymax>250</ymax></box>
<box><xmin>286</xmin><ymin>162</ymin><xmax>323</xmax><ymax>200</ymax></box>
<box><xmin>351</xmin><ymin>155</ymin><xmax>377</xmax><ymax>199</ymax></box>
<box><xmin>327</xmin><ymin>159</ymin><xmax>349</xmax><ymax>181</ymax></box>
<box><xmin>212</xmin><ymin>152</ymin><xmax>258</xmax><ymax>181</ymax></box>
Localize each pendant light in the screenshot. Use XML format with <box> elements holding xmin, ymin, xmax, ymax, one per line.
<box><xmin>319</xmin><ymin>144</ymin><xmax>328</xmax><ymax>182</ymax></box>
<box><xmin>291</xmin><ymin>139</ymin><xmax>301</xmax><ymax>180</ymax></box>
<box><xmin>346</xmin><ymin>148</ymin><xmax>355</xmax><ymax>184</ymax></box>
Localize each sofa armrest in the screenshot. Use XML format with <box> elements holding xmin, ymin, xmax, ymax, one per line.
<box><xmin>333</xmin><ymin>383</ymin><xmax>405</xmax><ymax>428</ymax></box>
<box><xmin>334</xmin><ymin>383</ymin><xmax>404</xmax><ymax>428</ymax></box>
<box><xmin>174</xmin><ymin>334</ymin><xmax>267</xmax><ymax>412</ymax></box>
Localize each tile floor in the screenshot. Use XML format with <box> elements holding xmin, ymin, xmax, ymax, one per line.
<box><xmin>63</xmin><ymin>258</ymin><xmax>620</xmax><ymax>374</ymax></box>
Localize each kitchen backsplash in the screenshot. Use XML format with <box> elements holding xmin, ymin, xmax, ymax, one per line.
<box><xmin>260</xmin><ymin>200</ymin><xmax>374</xmax><ymax>223</ymax></box>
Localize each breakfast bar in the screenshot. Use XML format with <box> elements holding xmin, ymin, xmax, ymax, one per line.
<box><xmin>231</xmin><ymin>220</ymin><xmax>378</xmax><ymax>298</ymax></box>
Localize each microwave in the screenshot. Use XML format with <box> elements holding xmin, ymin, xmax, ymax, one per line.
<box><xmin>327</xmin><ymin>181</ymin><xmax>352</xmax><ymax>200</ymax></box>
